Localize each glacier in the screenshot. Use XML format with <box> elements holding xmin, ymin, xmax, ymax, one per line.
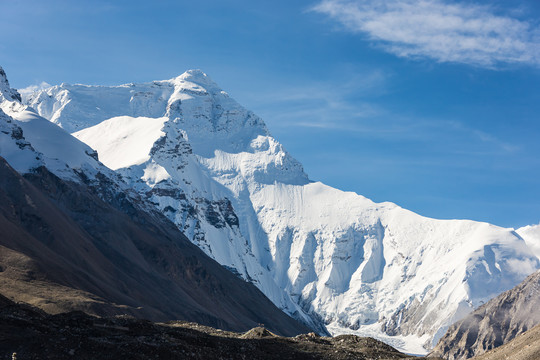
<box><xmin>23</xmin><ymin>69</ymin><xmax>540</xmax><ymax>354</ymax></box>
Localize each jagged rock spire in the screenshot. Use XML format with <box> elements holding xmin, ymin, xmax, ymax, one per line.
<box><xmin>0</xmin><ymin>66</ymin><xmax>22</xmax><ymax>103</ymax></box>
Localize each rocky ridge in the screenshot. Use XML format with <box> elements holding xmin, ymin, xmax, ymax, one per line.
<box><xmin>430</xmin><ymin>270</ymin><xmax>540</xmax><ymax>359</ymax></box>
<box><xmin>470</xmin><ymin>323</ymin><xmax>540</xmax><ymax>360</ymax></box>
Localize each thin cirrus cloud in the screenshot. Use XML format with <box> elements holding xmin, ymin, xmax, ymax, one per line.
<box><xmin>312</xmin><ymin>0</ymin><xmax>540</xmax><ymax>67</ymax></box>
<box><xmin>256</xmin><ymin>81</ymin><xmax>517</xmax><ymax>155</ymax></box>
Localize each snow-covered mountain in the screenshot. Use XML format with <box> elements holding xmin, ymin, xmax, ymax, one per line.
<box><xmin>25</xmin><ymin>70</ymin><xmax>540</xmax><ymax>353</ymax></box>
<box><xmin>0</xmin><ymin>66</ymin><xmax>311</xmax><ymax>336</ymax></box>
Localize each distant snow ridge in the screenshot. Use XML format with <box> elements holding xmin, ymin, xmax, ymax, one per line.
<box><xmin>25</xmin><ymin>69</ymin><xmax>540</xmax><ymax>354</ymax></box>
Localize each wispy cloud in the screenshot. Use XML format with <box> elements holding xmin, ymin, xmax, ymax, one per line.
<box><xmin>252</xmin><ymin>75</ymin><xmax>517</xmax><ymax>155</ymax></box>
<box><xmin>312</xmin><ymin>0</ymin><xmax>540</xmax><ymax>68</ymax></box>
<box><xmin>246</xmin><ymin>67</ymin><xmax>389</xmax><ymax>129</ymax></box>
<box><xmin>17</xmin><ymin>82</ymin><xmax>51</xmax><ymax>102</ymax></box>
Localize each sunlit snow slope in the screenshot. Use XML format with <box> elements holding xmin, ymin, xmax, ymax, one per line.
<box><xmin>25</xmin><ymin>70</ymin><xmax>540</xmax><ymax>353</ymax></box>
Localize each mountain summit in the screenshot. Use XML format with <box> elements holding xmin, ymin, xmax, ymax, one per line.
<box><xmin>24</xmin><ymin>70</ymin><xmax>540</xmax><ymax>354</ymax></box>
<box><xmin>175</xmin><ymin>69</ymin><xmax>221</xmax><ymax>88</ymax></box>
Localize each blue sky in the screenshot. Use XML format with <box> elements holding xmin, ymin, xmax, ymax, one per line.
<box><xmin>1</xmin><ymin>0</ymin><xmax>540</xmax><ymax>228</ymax></box>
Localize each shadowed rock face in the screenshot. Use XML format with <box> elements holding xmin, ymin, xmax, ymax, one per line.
<box><xmin>0</xmin><ymin>156</ymin><xmax>311</xmax><ymax>337</ymax></box>
<box><xmin>430</xmin><ymin>270</ymin><xmax>540</xmax><ymax>360</ymax></box>
<box><xmin>0</xmin><ymin>294</ymin><xmax>414</xmax><ymax>360</ymax></box>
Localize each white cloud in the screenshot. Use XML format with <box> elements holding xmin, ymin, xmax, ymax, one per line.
<box><xmin>17</xmin><ymin>81</ymin><xmax>51</xmax><ymax>102</ymax></box>
<box><xmin>312</xmin><ymin>0</ymin><xmax>540</xmax><ymax>67</ymax></box>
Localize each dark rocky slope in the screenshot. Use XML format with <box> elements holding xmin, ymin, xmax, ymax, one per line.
<box><xmin>0</xmin><ymin>293</ymin><xmax>414</xmax><ymax>360</ymax></box>
<box><xmin>430</xmin><ymin>270</ymin><xmax>540</xmax><ymax>359</ymax></box>
<box><xmin>0</xmin><ymin>155</ymin><xmax>310</xmax><ymax>336</ymax></box>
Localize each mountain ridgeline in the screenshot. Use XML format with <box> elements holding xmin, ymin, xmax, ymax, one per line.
<box><xmin>1</xmin><ymin>66</ymin><xmax>539</xmax><ymax>354</ymax></box>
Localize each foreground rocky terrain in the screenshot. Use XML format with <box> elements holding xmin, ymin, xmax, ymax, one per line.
<box><xmin>0</xmin><ymin>294</ymin><xmax>414</xmax><ymax>360</ymax></box>
<box><xmin>430</xmin><ymin>270</ymin><xmax>540</xmax><ymax>359</ymax></box>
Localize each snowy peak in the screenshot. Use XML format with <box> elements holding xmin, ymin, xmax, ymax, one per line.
<box><xmin>25</xmin><ymin>70</ymin><xmax>271</xmax><ymax>151</ymax></box>
<box><xmin>174</xmin><ymin>69</ymin><xmax>220</xmax><ymax>90</ymax></box>
<box><xmin>24</xmin><ymin>68</ymin><xmax>307</xmax><ymax>184</ymax></box>
<box><xmin>165</xmin><ymin>70</ymin><xmax>270</xmax><ymax>154</ymax></box>
<box><xmin>0</xmin><ymin>66</ymin><xmax>9</xmax><ymax>91</ymax></box>
<box><xmin>0</xmin><ymin>66</ymin><xmax>22</xmax><ymax>103</ymax></box>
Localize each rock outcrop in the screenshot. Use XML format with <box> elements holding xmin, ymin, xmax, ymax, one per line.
<box><xmin>471</xmin><ymin>323</ymin><xmax>540</xmax><ymax>360</ymax></box>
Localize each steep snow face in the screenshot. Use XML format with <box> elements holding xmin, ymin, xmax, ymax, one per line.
<box><xmin>247</xmin><ymin>182</ymin><xmax>538</xmax><ymax>350</ymax></box>
<box><xmin>517</xmin><ymin>224</ymin><xmax>540</xmax><ymax>260</ymax></box>
<box><xmin>27</xmin><ymin>70</ymin><xmax>540</xmax><ymax>353</ymax></box>
<box><xmin>0</xmin><ymin>108</ymin><xmax>42</xmax><ymax>173</ymax></box>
